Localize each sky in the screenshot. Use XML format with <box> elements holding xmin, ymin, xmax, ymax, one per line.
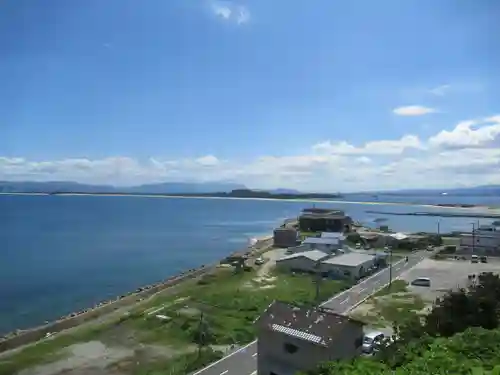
<box><xmin>1</xmin><ymin>0</ymin><xmax>499</xmax><ymax>192</ymax></box>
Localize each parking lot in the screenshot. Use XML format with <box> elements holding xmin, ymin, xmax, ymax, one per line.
<box><xmin>399</xmin><ymin>258</ymin><xmax>500</xmax><ymax>303</ymax></box>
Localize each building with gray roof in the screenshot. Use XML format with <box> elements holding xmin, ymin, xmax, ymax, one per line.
<box><xmin>255</xmin><ymin>300</ymin><xmax>364</xmax><ymax>375</ymax></box>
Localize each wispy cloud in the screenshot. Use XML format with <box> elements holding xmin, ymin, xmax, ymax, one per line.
<box><xmin>392</xmin><ymin>105</ymin><xmax>436</xmax><ymax>116</ymax></box>
<box><xmin>210</xmin><ymin>1</ymin><xmax>250</xmax><ymax>25</ymax></box>
<box><xmin>429</xmin><ymin>84</ymin><xmax>451</xmax><ymax>96</ymax></box>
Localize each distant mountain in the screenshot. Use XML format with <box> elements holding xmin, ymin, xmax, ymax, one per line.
<box><xmin>0</xmin><ymin>181</ymin><xmax>247</xmax><ymax>194</ymax></box>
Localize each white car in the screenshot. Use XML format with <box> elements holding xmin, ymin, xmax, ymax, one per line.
<box><xmin>255</xmin><ymin>257</ymin><xmax>265</xmax><ymax>265</ymax></box>
<box><xmin>362</xmin><ymin>331</ymin><xmax>385</xmax><ymax>354</ymax></box>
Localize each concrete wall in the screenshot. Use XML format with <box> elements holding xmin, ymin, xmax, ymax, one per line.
<box><xmin>257</xmin><ymin>323</ymin><xmax>363</xmax><ymax>375</ymax></box>
<box><xmin>275</xmin><ymin>257</ymin><xmax>319</xmax><ymax>273</ymax></box>
<box><xmin>0</xmin><ymin>265</ymin><xmax>211</xmax><ymax>353</ymax></box>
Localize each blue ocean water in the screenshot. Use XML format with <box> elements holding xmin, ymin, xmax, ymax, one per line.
<box><xmin>0</xmin><ymin>194</ymin><xmax>498</xmax><ymax>334</ymax></box>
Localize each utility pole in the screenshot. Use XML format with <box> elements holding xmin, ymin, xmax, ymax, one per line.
<box><xmin>437</xmin><ymin>220</ymin><xmax>440</xmax><ymax>235</ymax></box>
<box><xmin>196</xmin><ymin>311</ymin><xmax>205</xmax><ymax>360</ymax></box>
<box><xmin>388</xmin><ymin>246</ymin><xmax>393</xmax><ymax>291</ymax></box>
<box><xmin>314</xmin><ymin>260</ymin><xmax>322</xmax><ymax>304</ymax></box>
<box><xmin>472</xmin><ymin>223</ymin><xmax>476</xmax><ymax>256</ymax></box>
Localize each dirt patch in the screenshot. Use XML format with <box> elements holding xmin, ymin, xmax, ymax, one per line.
<box><xmin>18</xmin><ymin>341</ymin><xmax>133</xmax><ymax>375</ymax></box>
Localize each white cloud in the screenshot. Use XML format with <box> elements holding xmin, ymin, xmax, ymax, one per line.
<box><xmin>2</xmin><ymin>115</ymin><xmax>499</xmax><ymax>192</ymax></box>
<box><xmin>428</xmin><ymin>116</ymin><xmax>500</xmax><ymax>149</ymax></box>
<box><xmin>393</xmin><ymin>105</ymin><xmax>436</xmax><ymax>116</ymax></box>
<box><xmin>210</xmin><ymin>1</ymin><xmax>250</xmax><ymax>24</ymax></box>
<box><xmin>313</xmin><ymin>135</ymin><xmax>423</xmax><ymax>155</ymax></box>
<box><xmin>429</xmin><ymin>84</ymin><xmax>450</xmax><ymax>96</ymax></box>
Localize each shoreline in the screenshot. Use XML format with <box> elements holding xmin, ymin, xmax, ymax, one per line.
<box><xmin>0</xmin><ymin>234</ymin><xmax>274</xmax><ymax>354</ymax></box>
<box><xmin>1</xmin><ymin>192</ymin><xmax>498</xmax><ymax>213</ymax></box>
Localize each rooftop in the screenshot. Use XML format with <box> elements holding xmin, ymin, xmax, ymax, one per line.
<box><xmin>256</xmin><ymin>300</ymin><xmax>363</xmax><ymax>347</ymax></box>
<box><xmin>303</xmin><ymin>237</ymin><xmax>340</xmax><ymax>245</ymax></box>
<box><xmin>320</xmin><ymin>232</ymin><xmax>346</xmax><ymax>240</ymax></box>
<box><xmin>277</xmin><ymin>249</ymin><xmax>330</xmax><ymax>262</ymax></box>
<box><xmin>322</xmin><ymin>252</ymin><xmax>376</xmax><ymax>267</ymax></box>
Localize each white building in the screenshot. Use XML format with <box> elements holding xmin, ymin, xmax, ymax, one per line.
<box><xmin>276</xmin><ymin>250</ymin><xmax>330</xmax><ymax>273</ymax></box>
<box><xmin>460</xmin><ymin>225</ymin><xmax>500</xmax><ymax>255</ymax></box>
<box><xmin>320</xmin><ymin>252</ymin><xmax>382</xmax><ymax>281</ymax></box>
<box><xmin>302</xmin><ymin>237</ymin><xmax>342</xmax><ymax>253</ymax></box>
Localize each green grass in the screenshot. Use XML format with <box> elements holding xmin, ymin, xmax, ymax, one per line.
<box><xmin>374</xmin><ymin>280</ymin><xmax>409</xmax><ymax>297</ymax></box>
<box><xmin>105</xmin><ymin>348</ymin><xmax>223</xmax><ymax>375</ymax></box>
<box><xmin>376</xmin><ymin>295</ymin><xmax>425</xmax><ymax>325</ymax></box>
<box><xmin>127</xmin><ymin>267</ymin><xmax>349</xmax><ymax>347</ymax></box>
<box><xmin>0</xmin><ymin>321</ymin><xmax>116</xmax><ymax>375</ymax></box>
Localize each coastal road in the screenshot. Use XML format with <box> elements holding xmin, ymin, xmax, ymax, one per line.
<box><xmin>192</xmin><ymin>251</ymin><xmax>429</xmax><ymax>375</ymax></box>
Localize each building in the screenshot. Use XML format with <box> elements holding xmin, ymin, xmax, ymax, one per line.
<box><xmin>460</xmin><ymin>225</ymin><xmax>500</xmax><ymax>255</ymax></box>
<box><xmin>298</xmin><ymin>208</ymin><xmax>352</xmax><ymax>233</ymax></box>
<box><xmin>256</xmin><ymin>300</ymin><xmax>364</xmax><ymax>375</ymax></box>
<box><xmin>302</xmin><ymin>237</ymin><xmax>342</xmax><ymax>253</ymax></box>
<box><xmin>274</xmin><ymin>228</ymin><xmax>300</xmax><ymax>248</ymax></box>
<box><xmin>276</xmin><ymin>250</ymin><xmax>330</xmax><ymax>273</ymax></box>
<box><xmin>320</xmin><ymin>252</ymin><xmax>385</xmax><ymax>281</ymax></box>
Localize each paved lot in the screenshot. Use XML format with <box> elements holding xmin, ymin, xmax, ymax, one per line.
<box><xmin>399</xmin><ymin>258</ymin><xmax>500</xmax><ymax>302</ymax></box>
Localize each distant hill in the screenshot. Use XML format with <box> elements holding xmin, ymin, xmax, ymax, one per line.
<box><xmin>0</xmin><ymin>181</ymin><xmax>247</xmax><ymax>194</ymax></box>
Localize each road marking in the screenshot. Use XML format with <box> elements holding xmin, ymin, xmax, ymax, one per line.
<box><xmin>325</xmin><ymin>258</ymin><xmax>406</xmax><ymax>304</ymax></box>
<box><xmin>249</xmin><ymin>372</ymin><xmax>257</xmax><ymax>375</ymax></box>
<box><xmin>359</xmin><ymin>287</ymin><xmax>366</xmax><ymax>293</ymax></box>
<box><xmin>220</xmin><ymin>371</ymin><xmax>228</xmax><ymax>375</ymax></box>
<box><xmin>191</xmin><ymin>340</ymin><xmax>257</xmax><ymax>375</ymax></box>
<box><xmin>340</xmin><ymin>298</ymin><xmax>349</xmax><ymax>304</ymax></box>
<box><xmin>252</xmin><ymin>353</ymin><xmax>257</xmax><ymax>357</ymax></box>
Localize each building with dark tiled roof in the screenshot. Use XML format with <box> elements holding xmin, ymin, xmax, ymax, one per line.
<box><xmin>255</xmin><ymin>300</ymin><xmax>364</xmax><ymax>375</ymax></box>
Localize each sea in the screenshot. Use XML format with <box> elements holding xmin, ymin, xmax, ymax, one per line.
<box><xmin>1</xmin><ymin>193</ymin><xmax>499</xmax><ymax>335</ymax></box>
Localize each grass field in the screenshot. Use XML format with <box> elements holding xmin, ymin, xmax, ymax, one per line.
<box><xmin>125</xmin><ymin>267</ymin><xmax>349</xmax><ymax>347</ymax></box>
<box><xmin>0</xmin><ymin>264</ymin><xmax>349</xmax><ymax>375</ymax></box>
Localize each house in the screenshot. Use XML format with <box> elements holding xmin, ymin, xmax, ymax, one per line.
<box><xmin>320</xmin><ymin>252</ymin><xmax>385</xmax><ymax>281</ymax></box>
<box><xmin>298</xmin><ymin>208</ymin><xmax>352</xmax><ymax>233</ymax></box>
<box><xmin>276</xmin><ymin>250</ymin><xmax>330</xmax><ymax>273</ymax></box>
<box><xmin>273</xmin><ymin>228</ymin><xmax>300</xmax><ymax>248</ymax></box>
<box><xmin>460</xmin><ymin>225</ymin><xmax>500</xmax><ymax>255</ymax></box>
<box><xmin>302</xmin><ymin>237</ymin><xmax>341</xmax><ymax>253</ymax></box>
<box><xmin>256</xmin><ymin>300</ymin><xmax>364</xmax><ymax>375</ymax></box>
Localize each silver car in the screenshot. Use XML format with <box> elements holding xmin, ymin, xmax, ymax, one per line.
<box><xmin>362</xmin><ymin>331</ymin><xmax>385</xmax><ymax>354</ymax></box>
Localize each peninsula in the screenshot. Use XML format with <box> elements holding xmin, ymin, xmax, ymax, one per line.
<box><xmin>48</xmin><ymin>189</ymin><xmax>344</xmax><ymax>200</ymax></box>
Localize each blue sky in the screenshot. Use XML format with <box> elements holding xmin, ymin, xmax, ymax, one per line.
<box><xmin>1</xmin><ymin>0</ymin><xmax>499</xmax><ymax>191</ymax></box>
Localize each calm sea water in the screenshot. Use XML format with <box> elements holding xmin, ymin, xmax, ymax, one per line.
<box><xmin>0</xmin><ymin>194</ymin><xmax>498</xmax><ymax>334</ymax></box>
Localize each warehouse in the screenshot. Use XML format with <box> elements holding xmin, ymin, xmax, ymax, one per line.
<box><xmin>320</xmin><ymin>252</ymin><xmax>382</xmax><ymax>281</ymax></box>
<box><xmin>275</xmin><ymin>250</ymin><xmax>331</xmax><ymax>273</ymax></box>
<box><xmin>302</xmin><ymin>237</ymin><xmax>341</xmax><ymax>253</ymax></box>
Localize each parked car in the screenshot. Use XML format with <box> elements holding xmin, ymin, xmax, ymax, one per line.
<box><xmin>411</xmin><ymin>277</ymin><xmax>431</xmax><ymax>287</ymax></box>
<box><xmin>362</xmin><ymin>331</ymin><xmax>385</xmax><ymax>354</ymax></box>
<box><xmin>471</xmin><ymin>255</ymin><xmax>479</xmax><ymax>263</ymax></box>
<box><xmin>255</xmin><ymin>257</ymin><xmax>265</xmax><ymax>265</ymax></box>
<box><xmin>480</xmin><ymin>256</ymin><xmax>488</xmax><ymax>263</ymax></box>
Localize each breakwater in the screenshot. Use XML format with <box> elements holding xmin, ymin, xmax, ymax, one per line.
<box><xmin>365</xmin><ymin>210</ymin><xmax>500</xmax><ymax>220</ymax></box>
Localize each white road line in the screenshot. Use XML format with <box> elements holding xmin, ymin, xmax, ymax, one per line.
<box><xmin>358</xmin><ymin>287</ymin><xmax>366</xmax><ymax>293</ymax></box>
<box><xmin>220</xmin><ymin>371</ymin><xmax>228</xmax><ymax>375</ymax></box>
<box><xmin>340</xmin><ymin>298</ymin><xmax>349</xmax><ymax>304</ymax></box>
<box><xmin>192</xmin><ymin>341</ymin><xmax>256</xmax><ymax>375</ymax></box>
<box><xmin>249</xmin><ymin>372</ymin><xmax>257</xmax><ymax>375</ymax></box>
<box><xmin>252</xmin><ymin>353</ymin><xmax>257</xmax><ymax>357</ymax></box>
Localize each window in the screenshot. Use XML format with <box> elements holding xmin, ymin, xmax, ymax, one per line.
<box><xmin>284</xmin><ymin>342</ymin><xmax>298</xmax><ymax>354</ymax></box>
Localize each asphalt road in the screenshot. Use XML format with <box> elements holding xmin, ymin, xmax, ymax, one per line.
<box><xmin>192</xmin><ymin>251</ymin><xmax>429</xmax><ymax>375</ymax></box>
